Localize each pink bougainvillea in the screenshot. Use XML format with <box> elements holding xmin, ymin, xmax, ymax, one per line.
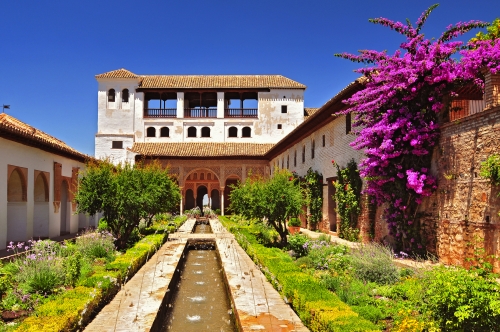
<box><xmin>336</xmin><ymin>4</ymin><xmax>500</xmax><ymax>253</ymax></box>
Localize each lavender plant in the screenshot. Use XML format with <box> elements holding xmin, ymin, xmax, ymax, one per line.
<box><xmin>335</xmin><ymin>4</ymin><xmax>500</xmax><ymax>253</ymax></box>
<box><xmin>75</xmin><ymin>229</ymin><xmax>116</xmax><ymax>261</ymax></box>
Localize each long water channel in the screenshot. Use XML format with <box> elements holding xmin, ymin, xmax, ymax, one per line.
<box><xmin>159</xmin><ymin>221</ymin><xmax>237</xmax><ymax>331</ymax></box>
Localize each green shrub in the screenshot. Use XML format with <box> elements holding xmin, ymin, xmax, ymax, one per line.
<box><xmin>75</xmin><ymin>230</ymin><xmax>115</xmax><ymax>261</ymax></box>
<box><xmin>251</xmin><ymin>222</ymin><xmax>279</xmax><ymax>246</ymax></box>
<box><xmin>97</xmin><ymin>218</ymin><xmax>109</xmax><ymax>232</ymax></box>
<box><xmin>352</xmin><ymin>305</ymin><xmax>385</xmax><ymax>324</ymax></box>
<box><xmin>287</xmin><ymin>233</ymin><xmax>309</xmax><ymax>257</ymax></box>
<box><xmin>63</xmin><ymin>251</ymin><xmax>82</xmax><ymax>287</ymax></box>
<box><xmin>349</xmin><ymin>243</ymin><xmax>399</xmax><ymax>284</ymax></box>
<box><xmin>304</xmin><ymin>240</ymin><xmax>350</xmax><ymax>271</ymax></box>
<box><xmin>295</xmin><ymin>256</ymin><xmax>314</xmax><ymax>269</ymax></box>
<box><xmin>424</xmin><ymin>266</ymin><xmax>500</xmax><ymax>331</ymax></box>
<box><xmin>288</xmin><ymin>217</ymin><xmax>301</xmax><ymax>227</ymax></box>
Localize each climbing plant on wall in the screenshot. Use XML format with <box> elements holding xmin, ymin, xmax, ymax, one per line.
<box><xmin>333</xmin><ymin>159</ymin><xmax>363</xmax><ymax>242</ymax></box>
<box><xmin>335</xmin><ymin>4</ymin><xmax>500</xmax><ymax>253</ymax></box>
<box><xmin>304</xmin><ymin>168</ymin><xmax>323</xmax><ymax>227</ymax></box>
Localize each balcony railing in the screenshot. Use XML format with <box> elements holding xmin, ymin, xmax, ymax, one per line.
<box><xmin>144</xmin><ymin>108</ymin><xmax>177</xmax><ymax>118</ymax></box>
<box><xmin>225</xmin><ymin>108</ymin><xmax>258</xmax><ymax>118</ymax></box>
<box><xmin>185</xmin><ymin>108</ymin><xmax>217</xmax><ymax>118</ymax></box>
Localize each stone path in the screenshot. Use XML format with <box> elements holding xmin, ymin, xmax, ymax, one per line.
<box><xmin>84</xmin><ymin>219</ymin><xmax>308</xmax><ymax>332</ymax></box>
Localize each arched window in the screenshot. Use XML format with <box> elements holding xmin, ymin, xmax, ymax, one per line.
<box><xmin>242</xmin><ymin>126</ymin><xmax>251</xmax><ymax>138</ymax></box>
<box><xmin>201</xmin><ymin>127</ymin><xmax>210</xmax><ymax>138</ymax></box>
<box><xmin>8</xmin><ymin>168</ymin><xmax>26</xmax><ymax>202</ymax></box>
<box><xmin>160</xmin><ymin>127</ymin><xmax>169</xmax><ymax>137</ymax></box>
<box><xmin>146</xmin><ymin>127</ymin><xmax>156</xmax><ymax>137</ymax></box>
<box><xmin>228</xmin><ymin>126</ymin><xmax>237</xmax><ymax>137</ymax></box>
<box><xmin>34</xmin><ymin>173</ymin><xmax>49</xmax><ymax>202</ymax></box>
<box><xmin>187</xmin><ymin>126</ymin><xmax>197</xmax><ymax>137</ymax></box>
<box><xmin>108</xmin><ymin>89</ymin><xmax>115</xmax><ymax>102</ymax></box>
<box><xmin>122</xmin><ymin>89</ymin><xmax>129</xmax><ymax>103</ymax></box>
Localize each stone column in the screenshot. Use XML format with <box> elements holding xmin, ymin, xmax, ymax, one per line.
<box><xmin>220</xmin><ymin>188</ymin><xmax>225</xmax><ymax>216</ymax></box>
<box><xmin>217</xmin><ymin>92</ymin><xmax>225</xmax><ymax>118</ymax></box>
<box><xmin>177</xmin><ymin>92</ymin><xmax>184</xmax><ymax>118</ymax></box>
<box><xmin>179</xmin><ymin>188</ymin><xmax>183</xmax><ymax>215</ymax></box>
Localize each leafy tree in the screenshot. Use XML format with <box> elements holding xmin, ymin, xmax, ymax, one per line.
<box><xmin>471</xmin><ymin>18</ymin><xmax>500</xmax><ymax>42</ymax></box>
<box><xmin>229</xmin><ymin>169</ymin><xmax>305</xmax><ymax>246</ymax></box>
<box><xmin>75</xmin><ymin>160</ymin><xmax>180</xmax><ymax>249</ymax></box>
<box><xmin>335</xmin><ymin>4</ymin><xmax>500</xmax><ymax>253</ymax></box>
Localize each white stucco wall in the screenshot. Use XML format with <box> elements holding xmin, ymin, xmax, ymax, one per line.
<box><xmin>0</xmin><ymin>137</ymin><xmax>89</xmax><ymax>249</ymax></box>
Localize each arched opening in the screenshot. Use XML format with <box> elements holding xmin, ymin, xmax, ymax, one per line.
<box><xmin>7</xmin><ymin>168</ymin><xmax>27</xmax><ymax>243</ymax></box>
<box><xmin>146</xmin><ymin>127</ymin><xmax>156</xmax><ymax>137</ymax></box>
<box><xmin>122</xmin><ymin>89</ymin><xmax>129</xmax><ymax>103</ymax></box>
<box><xmin>184</xmin><ymin>189</ymin><xmax>195</xmax><ymax>210</ymax></box>
<box><xmin>228</xmin><ymin>126</ymin><xmax>237</xmax><ymax>137</ymax></box>
<box><xmin>187</xmin><ymin>126</ymin><xmax>197</xmax><ymax>138</ymax></box>
<box><xmin>327</xmin><ymin>177</ymin><xmax>337</xmax><ymax>232</ymax></box>
<box><xmin>60</xmin><ymin>180</ymin><xmax>70</xmax><ymax>235</ymax></box>
<box><xmin>201</xmin><ymin>127</ymin><xmax>210</xmax><ymax>138</ymax></box>
<box><xmin>33</xmin><ymin>173</ymin><xmax>50</xmax><ymax>238</ymax></box>
<box><xmin>211</xmin><ymin>189</ymin><xmax>220</xmax><ymax>211</ymax></box>
<box><xmin>242</xmin><ymin>126</ymin><xmax>251</xmax><ymax>138</ymax></box>
<box><xmin>108</xmin><ymin>89</ymin><xmax>115</xmax><ymax>102</ymax></box>
<box><xmin>196</xmin><ymin>186</ymin><xmax>208</xmax><ymax>212</ymax></box>
<box><xmin>160</xmin><ymin>127</ymin><xmax>169</xmax><ymax>137</ymax></box>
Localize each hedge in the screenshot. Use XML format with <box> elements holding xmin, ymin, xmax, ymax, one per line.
<box><xmin>14</xmin><ymin>222</ymin><xmax>178</xmax><ymax>332</ymax></box>
<box><xmin>219</xmin><ymin>216</ymin><xmax>380</xmax><ymax>332</ymax></box>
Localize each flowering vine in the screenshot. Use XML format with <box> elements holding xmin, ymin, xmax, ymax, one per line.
<box><xmin>335</xmin><ymin>4</ymin><xmax>500</xmax><ymax>253</ymax></box>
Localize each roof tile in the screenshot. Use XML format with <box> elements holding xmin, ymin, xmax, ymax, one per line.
<box><xmin>131</xmin><ymin>142</ymin><xmax>275</xmax><ymax>157</ymax></box>
<box><xmin>0</xmin><ymin>113</ymin><xmax>88</xmax><ymax>160</ymax></box>
<box><xmin>95</xmin><ymin>68</ymin><xmax>139</xmax><ymax>79</ymax></box>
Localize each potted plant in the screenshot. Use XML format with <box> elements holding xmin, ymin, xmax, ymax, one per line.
<box><xmin>288</xmin><ymin>217</ymin><xmax>301</xmax><ymax>234</ymax></box>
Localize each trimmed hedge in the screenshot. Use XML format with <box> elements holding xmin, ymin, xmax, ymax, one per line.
<box><xmin>219</xmin><ymin>216</ymin><xmax>380</xmax><ymax>332</ymax></box>
<box><xmin>14</xmin><ymin>226</ymin><xmax>174</xmax><ymax>332</ymax></box>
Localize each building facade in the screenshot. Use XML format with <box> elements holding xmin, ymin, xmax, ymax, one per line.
<box><xmin>0</xmin><ymin>114</ymin><xmax>97</xmax><ymax>250</ymax></box>
<box><xmin>95</xmin><ymin>68</ymin><xmax>306</xmax><ymax>164</ymax></box>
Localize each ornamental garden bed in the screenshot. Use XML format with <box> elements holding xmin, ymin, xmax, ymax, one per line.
<box><xmin>0</xmin><ymin>214</ymin><xmax>186</xmax><ymax>332</ymax></box>
<box><xmin>220</xmin><ymin>215</ymin><xmax>500</xmax><ymax>332</ymax></box>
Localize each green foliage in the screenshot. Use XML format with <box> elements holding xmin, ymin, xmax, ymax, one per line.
<box><xmin>0</xmin><ymin>261</ymin><xmax>13</xmax><ymax>298</ymax></box>
<box><xmin>251</xmin><ymin>222</ymin><xmax>279</xmax><ymax>246</ymax></box>
<box><xmin>229</xmin><ymin>169</ymin><xmax>306</xmax><ymax>246</ymax></box>
<box><xmin>75</xmin><ymin>229</ymin><xmax>115</xmax><ymax>261</ymax></box>
<box><xmin>288</xmin><ymin>217</ymin><xmax>301</xmax><ymax>227</ymax></box>
<box><xmin>480</xmin><ymin>154</ymin><xmax>500</xmax><ymax>185</ymax></box>
<box><xmin>304</xmin><ymin>168</ymin><xmax>323</xmax><ymax>226</ymax></box>
<box><xmin>350</xmin><ymin>243</ymin><xmax>399</xmax><ymax>285</ymax></box>
<box><xmin>287</xmin><ymin>233</ymin><xmax>309</xmax><ymax>257</ymax></box>
<box><xmin>97</xmin><ymin>218</ymin><xmax>109</xmax><ymax>232</ymax></box>
<box><xmin>304</xmin><ymin>240</ymin><xmax>351</xmax><ymax>271</ymax></box>
<box><xmin>472</xmin><ymin>18</ymin><xmax>500</xmax><ymax>42</ymax></box>
<box><xmin>219</xmin><ymin>215</ymin><xmax>379</xmax><ymax>331</ymax></box>
<box><xmin>424</xmin><ymin>266</ymin><xmax>500</xmax><ymax>331</ymax></box>
<box><xmin>63</xmin><ymin>251</ymin><xmax>82</xmax><ymax>287</ymax></box>
<box><xmin>75</xmin><ymin>159</ymin><xmax>181</xmax><ymax>249</ymax></box>
<box><xmin>333</xmin><ymin>159</ymin><xmax>362</xmax><ymax>241</ymax></box>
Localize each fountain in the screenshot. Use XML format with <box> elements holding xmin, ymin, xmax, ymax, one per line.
<box><xmin>152</xmin><ymin>240</ymin><xmax>237</xmax><ymax>332</ymax></box>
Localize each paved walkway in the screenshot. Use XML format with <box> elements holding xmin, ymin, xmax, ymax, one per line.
<box><xmin>85</xmin><ymin>219</ymin><xmax>308</xmax><ymax>332</ymax></box>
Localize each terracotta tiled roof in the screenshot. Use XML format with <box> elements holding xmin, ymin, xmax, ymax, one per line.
<box><xmin>96</xmin><ymin>69</ymin><xmax>305</xmax><ymax>89</ymax></box>
<box><xmin>0</xmin><ymin>113</ymin><xmax>88</xmax><ymax>161</ymax></box>
<box><xmin>304</xmin><ymin>108</ymin><xmax>319</xmax><ymax>119</ymax></box>
<box><xmin>138</xmin><ymin>75</ymin><xmax>306</xmax><ymax>89</ymax></box>
<box><xmin>131</xmin><ymin>142</ymin><xmax>275</xmax><ymax>157</ymax></box>
<box><xmin>95</xmin><ymin>68</ymin><xmax>140</xmax><ymax>79</ymax></box>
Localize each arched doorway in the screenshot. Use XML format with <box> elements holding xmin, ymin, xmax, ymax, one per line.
<box><xmin>33</xmin><ymin>173</ymin><xmax>49</xmax><ymax>238</ymax></box>
<box><xmin>7</xmin><ymin>168</ymin><xmax>27</xmax><ymax>243</ymax></box>
<box><xmin>184</xmin><ymin>189</ymin><xmax>195</xmax><ymax>210</ymax></box>
<box><xmin>211</xmin><ymin>189</ymin><xmax>220</xmax><ymax>211</ymax></box>
<box><xmin>60</xmin><ymin>180</ymin><xmax>70</xmax><ymax>235</ymax></box>
<box><xmin>196</xmin><ymin>186</ymin><xmax>208</xmax><ymax>212</ymax></box>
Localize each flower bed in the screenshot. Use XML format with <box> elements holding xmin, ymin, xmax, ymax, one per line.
<box><xmin>0</xmin><ymin>215</ymin><xmax>186</xmax><ymax>331</ymax></box>
<box><xmin>220</xmin><ymin>215</ymin><xmax>500</xmax><ymax>331</ymax></box>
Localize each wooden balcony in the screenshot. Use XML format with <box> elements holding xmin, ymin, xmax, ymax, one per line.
<box><xmin>224</xmin><ymin>108</ymin><xmax>258</xmax><ymax>118</ymax></box>
<box><xmin>185</xmin><ymin>108</ymin><xmax>217</xmax><ymax>118</ymax></box>
<box><xmin>144</xmin><ymin>108</ymin><xmax>177</xmax><ymax>118</ymax></box>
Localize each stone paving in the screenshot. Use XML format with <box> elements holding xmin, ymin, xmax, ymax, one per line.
<box><xmin>84</xmin><ymin>218</ymin><xmax>308</xmax><ymax>332</ymax></box>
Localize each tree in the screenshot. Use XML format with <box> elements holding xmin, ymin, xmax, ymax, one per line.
<box><xmin>75</xmin><ymin>160</ymin><xmax>180</xmax><ymax>249</ymax></box>
<box><xmin>229</xmin><ymin>169</ymin><xmax>305</xmax><ymax>246</ymax></box>
<box><xmin>335</xmin><ymin>5</ymin><xmax>500</xmax><ymax>253</ymax></box>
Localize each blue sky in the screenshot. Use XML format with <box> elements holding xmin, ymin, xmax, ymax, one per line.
<box><xmin>1</xmin><ymin>0</ymin><xmax>499</xmax><ymax>156</ymax></box>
